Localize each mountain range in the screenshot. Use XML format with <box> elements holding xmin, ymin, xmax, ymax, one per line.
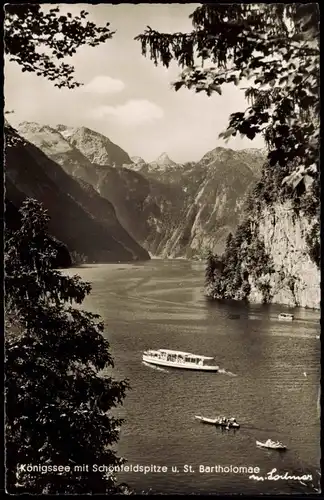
<box><xmin>5</xmin><ymin>123</ymin><xmax>149</xmax><ymax>264</ymax></box>
<box><xmin>7</xmin><ymin>121</ymin><xmax>266</xmax><ymax>263</ymax></box>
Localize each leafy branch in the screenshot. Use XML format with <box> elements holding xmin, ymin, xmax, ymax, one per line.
<box><xmin>4</xmin><ymin>4</ymin><xmax>114</xmax><ymax>88</ymax></box>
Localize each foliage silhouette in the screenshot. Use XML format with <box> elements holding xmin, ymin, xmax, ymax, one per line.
<box><xmin>4</xmin><ymin>4</ymin><xmax>114</xmax><ymax>88</ymax></box>
<box><xmin>135</xmin><ymin>4</ymin><xmax>319</xmax><ymax>193</ymax></box>
<box><xmin>5</xmin><ymin>199</ymin><xmax>130</xmax><ymax>494</ymax></box>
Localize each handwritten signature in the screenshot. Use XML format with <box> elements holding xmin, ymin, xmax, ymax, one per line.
<box><xmin>249</xmin><ymin>468</ymin><xmax>313</xmax><ymax>482</ymax></box>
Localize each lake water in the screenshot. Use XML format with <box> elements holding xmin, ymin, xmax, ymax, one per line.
<box><xmin>65</xmin><ymin>260</ymin><xmax>321</xmax><ymax>495</ymax></box>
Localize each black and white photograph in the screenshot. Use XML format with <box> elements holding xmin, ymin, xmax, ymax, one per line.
<box><xmin>4</xmin><ymin>2</ymin><xmax>320</xmax><ymax>495</ymax></box>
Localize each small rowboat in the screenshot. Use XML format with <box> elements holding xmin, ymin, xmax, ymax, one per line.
<box><xmin>256</xmin><ymin>439</ymin><xmax>287</xmax><ymax>450</ymax></box>
<box><xmin>278</xmin><ymin>313</ymin><xmax>294</xmax><ymax>321</ymax></box>
<box><xmin>195</xmin><ymin>415</ymin><xmax>240</xmax><ymax>428</ymax></box>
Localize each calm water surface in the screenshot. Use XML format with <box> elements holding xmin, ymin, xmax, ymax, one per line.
<box><xmin>65</xmin><ymin>260</ymin><xmax>321</xmax><ymax>495</ymax></box>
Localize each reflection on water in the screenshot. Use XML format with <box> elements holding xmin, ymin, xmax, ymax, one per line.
<box><xmin>142</xmin><ymin>361</ymin><xmax>169</xmax><ymax>373</ymax></box>
<box><xmin>64</xmin><ymin>260</ymin><xmax>320</xmax><ymax>495</ymax></box>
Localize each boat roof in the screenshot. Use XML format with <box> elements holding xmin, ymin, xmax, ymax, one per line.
<box><xmin>156</xmin><ymin>349</ymin><xmax>214</xmax><ymax>360</ymax></box>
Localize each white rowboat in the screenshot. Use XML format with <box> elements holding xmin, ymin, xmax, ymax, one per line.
<box><xmin>256</xmin><ymin>439</ymin><xmax>287</xmax><ymax>450</ymax></box>
<box><xmin>278</xmin><ymin>313</ymin><xmax>294</xmax><ymax>321</ymax></box>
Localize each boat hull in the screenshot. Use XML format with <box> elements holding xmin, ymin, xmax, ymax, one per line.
<box><xmin>256</xmin><ymin>441</ymin><xmax>286</xmax><ymax>450</ymax></box>
<box><xmin>195</xmin><ymin>416</ymin><xmax>239</xmax><ymax>428</ymax></box>
<box><xmin>278</xmin><ymin>315</ymin><xmax>294</xmax><ymax>321</ymax></box>
<box><xmin>142</xmin><ymin>355</ymin><xmax>219</xmax><ymax>371</ymax></box>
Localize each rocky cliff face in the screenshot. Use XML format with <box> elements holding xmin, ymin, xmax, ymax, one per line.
<box><xmin>5</xmin><ymin>124</ymin><xmax>150</xmax><ymax>263</ymax></box>
<box><xmin>205</xmin><ymin>179</ymin><xmax>320</xmax><ymax>310</ymax></box>
<box><xmin>56</xmin><ymin>124</ymin><xmax>132</xmax><ymax>166</ymax></box>
<box><xmin>17</xmin><ymin>122</ymin><xmax>158</xmax><ymax>245</ymax></box>
<box><xmin>133</xmin><ymin>147</ymin><xmax>264</xmax><ymax>256</ymax></box>
<box><xmin>130</xmin><ymin>156</ymin><xmax>146</xmax><ymax>171</ymax></box>
<box><xmin>149</xmin><ymin>152</ymin><xmax>178</xmax><ymax>170</ymax></box>
<box><xmin>16</xmin><ymin>122</ymin><xmax>264</xmax><ymax>259</ymax></box>
<box><xmin>248</xmin><ymin>203</ymin><xmax>320</xmax><ymax>308</ymax></box>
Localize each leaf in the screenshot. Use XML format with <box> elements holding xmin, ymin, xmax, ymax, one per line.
<box><xmin>173</xmin><ymin>81</ymin><xmax>184</xmax><ymax>91</ymax></box>
<box><xmin>279</xmin><ymin>76</ymin><xmax>288</xmax><ymax>86</ymax></box>
<box><xmin>219</xmin><ymin>127</ymin><xmax>236</xmax><ymax>140</ymax></box>
<box><xmin>209</xmin><ymin>83</ymin><xmax>222</xmax><ymax>95</ymax></box>
<box><xmin>282</xmin><ymin>171</ymin><xmax>304</xmax><ymax>189</ymax></box>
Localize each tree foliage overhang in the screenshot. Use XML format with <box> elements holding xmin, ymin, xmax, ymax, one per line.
<box><xmin>135</xmin><ymin>4</ymin><xmax>320</xmax><ymax>194</ymax></box>
<box><xmin>4</xmin><ymin>4</ymin><xmax>114</xmax><ymax>89</ymax></box>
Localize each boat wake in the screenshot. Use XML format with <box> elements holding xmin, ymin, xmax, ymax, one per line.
<box><xmin>218</xmin><ymin>368</ymin><xmax>237</xmax><ymax>377</ymax></box>
<box><xmin>242</xmin><ymin>424</ymin><xmax>279</xmax><ymax>432</ymax></box>
<box><xmin>142</xmin><ymin>361</ymin><xmax>169</xmax><ymax>373</ymax></box>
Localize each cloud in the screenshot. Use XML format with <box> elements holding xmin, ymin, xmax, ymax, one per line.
<box><xmin>81</xmin><ymin>75</ymin><xmax>125</xmax><ymax>94</ymax></box>
<box><xmin>90</xmin><ymin>99</ymin><xmax>164</xmax><ymax>125</ymax></box>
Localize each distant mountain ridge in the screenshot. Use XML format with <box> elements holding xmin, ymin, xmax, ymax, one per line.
<box><xmin>16</xmin><ymin>121</ymin><xmax>266</xmax><ymax>259</ymax></box>
<box><xmin>56</xmin><ymin>124</ymin><xmax>132</xmax><ymax>166</ymax></box>
<box><xmin>131</xmin><ymin>156</ymin><xmax>146</xmax><ymax>165</ymax></box>
<box><xmin>149</xmin><ymin>152</ymin><xmax>178</xmax><ymax>170</ymax></box>
<box><xmin>5</xmin><ymin>123</ymin><xmax>149</xmax><ymax>263</ymax></box>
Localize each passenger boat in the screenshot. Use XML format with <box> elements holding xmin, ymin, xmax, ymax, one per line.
<box><xmin>256</xmin><ymin>439</ymin><xmax>287</xmax><ymax>450</ymax></box>
<box><xmin>195</xmin><ymin>415</ymin><xmax>240</xmax><ymax>428</ymax></box>
<box><xmin>278</xmin><ymin>313</ymin><xmax>294</xmax><ymax>321</ymax></box>
<box><xmin>142</xmin><ymin>349</ymin><xmax>219</xmax><ymax>371</ymax></box>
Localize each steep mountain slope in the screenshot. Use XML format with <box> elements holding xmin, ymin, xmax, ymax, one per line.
<box><xmin>149</xmin><ymin>152</ymin><xmax>178</xmax><ymax>170</ymax></box>
<box><xmin>17</xmin><ymin>122</ymin><xmax>265</xmax><ymax>258</ymax></box>
<box><xmin>17</xmin><ymin>122</ymin><xmax>105</xmax><ymax>187</ymax></box>
<box><xmin>57</xmin><ymin>124</ymin><xmax>132</xmax><ymax>166</ymax></box>
<box><xmin>131</xmin><ymin>156</ymin><xmax>146</xmax><ymax>165</ymax></box>
<box><xmin>5</xmin><ymin>124</ymin><xmax>149</xmax><ymax>263</ymax></box>
<box><xmin>161</xmin><ymin>149</ymin><xmax>262</xmax><ymax>256</ymax></box>
<box><xmin>130</xmin><ymin>156</ymin><xmax>146</xmax><ymax>171</ymax></box>
<box><xmin>133</xmin><ymin>153</ymin><xmax>186</xmax><ymax>183</ymax></box>
<box><xmin>128</xmin><ymin>147</ymin><xmax>265</xmax><ymax>256</ymax></box>
<box><xmin>205</xmin><ymin>163</ymin><xmax>320</xmax><ymax>309</ymax></box>
<box><xmin>16</xmin><ymin>123</ymin><xmax>183</xmax><ymax>253</ymax></box>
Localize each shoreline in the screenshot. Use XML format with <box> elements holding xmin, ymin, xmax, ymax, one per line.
<box><xmin>61</xmin><ymin>260</ymin><xmax>320</xmax><ymax>313</ymax></box>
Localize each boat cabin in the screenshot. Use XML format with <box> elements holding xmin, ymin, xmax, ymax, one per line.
<box><xmin>144</xmin><ymin>349</ymin><xmax>214</xmax><ymax>366</ymax></box>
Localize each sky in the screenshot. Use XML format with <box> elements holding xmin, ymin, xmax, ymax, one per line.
<box><xmin>4</xmin><ymin>3</ymin><xmax>265</xmax><ymax>163</ymax></box>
